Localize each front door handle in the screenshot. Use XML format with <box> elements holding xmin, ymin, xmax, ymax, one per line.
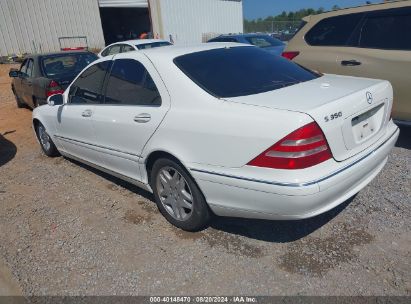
<box><xmin>341</xmin><ymin>60</ymin><xmax>362</xmax><ymax>66</ymax></box>
<box><xmin>134</xmin><ymin>113</ymin><xmax>151</xmax><ymax>123</ymax></box>
<box><xmin>81</xmin><ymin>109</ymin><xmax>93</xmax><ymax>117</ymax></box>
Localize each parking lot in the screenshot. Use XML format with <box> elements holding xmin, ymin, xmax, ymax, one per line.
<box><xmin>0</xmin><ymin>63</ymin><xmax>410</xmax><ymax>295</ymax></box>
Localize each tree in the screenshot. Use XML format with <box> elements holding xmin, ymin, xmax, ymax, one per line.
<box><xmin>244</xmin><ymin>7</ymin><xmax>331</xmax><ymax>33</ymax></box>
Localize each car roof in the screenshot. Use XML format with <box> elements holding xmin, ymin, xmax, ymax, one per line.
<box><xmin>108</xmin><ymin>39</ymin><xmax>170</xmax><ymax>47</ymax></box>
<box><xmin>132</xmin><ymin>39</ymin><xmax>170</xmax><ymax>45</ymax></box>
<box><xmin>216</xmin><ymin>33</ymin><xmax>270</xmax><ymax>38</ymax></box>
<box><xmin>303</xmin><ymin>0</ymin><xmax>411</xmax><ymax>22</ymax></box>
<box><xmin>138</xmin><ymin>42</ymin><xmax>252</xmax><ymax>60</ymax></box>
<box><xmin>26</xmin><ymin>51</ymin><xmax>95</xmax><ymax>59</ymax></box>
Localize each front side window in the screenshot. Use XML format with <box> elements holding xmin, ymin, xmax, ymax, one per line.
<box><xmin>104</xmin><ymin>59</ymin><xmax>161</xmax><ymax>106</ymax></box>
<box><xmin>359</xmin><ymin>9</ymin><xmax>411</xmax><ymax>50</ymax></box>
<box><xmin>19</xmin><ymin>59</ymin><xmax>29</xmax><ymax>75</ymax></box>
<box><xmin>174</xmin><ymin>46</ymin><xmax>319</xmax><ymax>98</ymax></box>
<box><xmin>25</xmin><ymin>59</ymin><xmax>34</xmax><ymax>77</ymax></box>
<box><xmin>101</xmin><ymin>47</ymin><xmax>110</xmax><ymax>57</ymax></box>
<box><xmin>305</xmin><ymin>13</ymin><xmax>364</xmax><ymax>46</ymax></box>
<box><xmin>69</xmin><ymin>61</ymin><xmax>111</xmax><ymax>104</ymax></box>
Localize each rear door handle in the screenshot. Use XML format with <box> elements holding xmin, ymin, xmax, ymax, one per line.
<box><xmin>134</xmin><ymin>113</ymin><xmax>151</xmax><ymax>123</ymax></box>
<box><xmin>341</xmin><ymin>60</ymin><xmax>362</xmax><ymax>66</ymax></box>
<box><xmin>81</xmin><ymin>109</ymin><xmax>93</xmax><ymax>117</ymax></box>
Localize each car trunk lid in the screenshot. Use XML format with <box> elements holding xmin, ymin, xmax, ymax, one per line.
<box><xmin>225</xmin><ymin>74</ymin><xmax>393</xmax><ymax>161</ymax></box>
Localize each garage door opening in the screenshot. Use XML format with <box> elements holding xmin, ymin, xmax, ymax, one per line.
<box><xmin>99</xmin><ymin>7</ymin><xmax>151</xmax><ymax>45</ymax></box>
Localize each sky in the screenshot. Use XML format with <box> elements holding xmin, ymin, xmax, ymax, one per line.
<box><xmin>243</xmin><ymin>0</ymin><xmax>381</xmax><ymax>20</ymax></box>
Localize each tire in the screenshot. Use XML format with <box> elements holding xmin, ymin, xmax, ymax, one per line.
<box><xmin>32</xmin><ymin>97</ymin><xmax>39</xmax><ymax>108</ymax></box>
<box><xmin>36</xmin><ymin>122</ymin><xmax>60</xmax><ymax>157</ymax></box>
<box><xmin>12</xmin><ymin>87</ymin><xmax>25</xmax><ymax>108</ymax></box>
<box><xmin>151</xmin><ymin>158</ymin><xmax>211</xmax><ymax>231</ymax></box>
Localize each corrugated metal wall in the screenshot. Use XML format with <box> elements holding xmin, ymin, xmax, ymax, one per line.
<box><xmin>150</xmin><ymin>0</ymin><xmax>243</xmax><ymax>45</ymax></box>
<box><xmin>0</xmin><ymin>0</ymin><xmax>105</xmax><ymax>56</ymax></box>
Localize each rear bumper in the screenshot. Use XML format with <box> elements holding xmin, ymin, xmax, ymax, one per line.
<box><xmin>191</xmin><ymin>126</ymin><xmax>399</xmax><ymax>220</ymax></box>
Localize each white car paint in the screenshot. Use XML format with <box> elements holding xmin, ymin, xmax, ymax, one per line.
<box><xmin>97</xmin><ymin>39</ymin><xmax>172</xmax><ymax>58</ymax></box>
<box><xmin>33</xmin><ymin>43</ymin><xmax>399</xmax><ymax>221</ymax></box>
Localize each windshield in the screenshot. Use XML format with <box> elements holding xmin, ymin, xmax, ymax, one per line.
<box><xmin>245</xmin><ymin>35</ymin><xmax>284</xmax><ymax>48</ymax></box>
<box><xmin>136</xmin><ymin>41</ymin><xmax>172</xmax><ymax>50</ymax></box>
<box><xmin>174</xmin><ymin>46</ymin><xmax>319</xmax><ymax>98</ymax></box>
<box><xmin>41</xmin><ymin>53</ymin><xmax>98</xmax><ymax>77</ymax></box>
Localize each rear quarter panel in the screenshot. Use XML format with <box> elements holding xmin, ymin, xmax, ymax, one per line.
<box><xmin>141</xmin><ymin>93</ymin><xmax>312</xmax><ymax>169</ymax></box>
<box><xmin>141</xmin><ymin>53</ymin><xmax>313</xmax><ymax>171</ymax></box>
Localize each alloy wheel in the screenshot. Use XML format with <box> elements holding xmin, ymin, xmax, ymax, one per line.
<box><xmin>156</xmin><ymin>166</ymin><xmax>194</xmax><ymax>221</ymax></box>
<box><xmin>38</xmin><ymin>125</ymin><xmax>51</xmax><ymax>151</ymax></box>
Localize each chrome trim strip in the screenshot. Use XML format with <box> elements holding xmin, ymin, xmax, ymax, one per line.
<box><xmin>282</xmin><ymin>135</ymin><xmax>323</xmax><ymax>147</ymax></box>
<box><xmin>54</xmin><ymin>135</ymin><xmax>141</xmax><ymax>159</ymax></box>
<box><xmin>60</xmin><ymin>150</ymin><xmax>152</xmax><ymax>193</ymax></box>
<box><xmin>190</xmin><ymin>128</ymin><xmax>399</xmax><ymax>188</ymax></box>
<box><xmin>266</xmin><ymin>145</ymin><xmax>327</xmax><ymax>158</ymax></box>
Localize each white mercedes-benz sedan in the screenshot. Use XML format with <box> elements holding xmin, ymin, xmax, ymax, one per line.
<box><xmin>97</xmin><ymin>39</ymin><xmax>172</xmax><ymax>58</ymax></box>
<box><xmin>32</xmin><ymin>43</ymin><xmax>399</xmax><ymax>231</ymax></box>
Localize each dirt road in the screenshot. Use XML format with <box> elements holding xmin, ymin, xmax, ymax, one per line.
<box><xmin>0</xmin><ymin>64</ymin><xmax>410</xmax><ymax>296</ymax></box>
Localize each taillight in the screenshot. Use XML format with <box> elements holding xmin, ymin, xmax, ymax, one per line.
<box><xmin>247</xmin><ymin>122</ymin><xmax>332</xmax><ymax>170</ymax></box>
<box><xmin>46</xmin><ymin>80</ymin><xmax>64</xmax><ymax>97</ymax></box>
<box><xmin>282</xmin><ymin>51</ymin><xmax>300</xmax><ymax>60</ymax></box>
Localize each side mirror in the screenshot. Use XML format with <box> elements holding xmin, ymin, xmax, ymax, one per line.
<box><xmin>9</xmin><ymin>69</ymin><xmax>19</xmax><ymax>78</ymax></box>
<box><xmin>47</xmin><ymin>94</ymin><xmax>64</xmax><ymax>106</ymax></box>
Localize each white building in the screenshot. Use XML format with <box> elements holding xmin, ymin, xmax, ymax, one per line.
<box><xmin>0</xmin><ymin>0</ymin><xmax>243</xmax><ymax>56</ymax></box>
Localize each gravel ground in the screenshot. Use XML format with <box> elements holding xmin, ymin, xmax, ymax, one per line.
<box><xmin>0</xmin><ymin>64</ymin><xmax>410</xmax><ymax>296</ymax></box>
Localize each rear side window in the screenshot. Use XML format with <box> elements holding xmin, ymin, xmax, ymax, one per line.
<box><xmin>305</xmin><ymin>13</ymin><xmax>364</xmax><ymax>46</ymax></box>
<box><xmin>174</xmin><ymin>47</ymin><xmax>319</xmax><ymax>98</ymax></box>
<box><xmin>104</xmin><ymin>59</ymin><xmax>161</xmax><ymax>106</ymax></box>
<box><xmin>359</xmin><ymin>9</ymin><xmax>411</xmax><ymax>50</ymax></box>
<box><xmin>69</xmin><ymin>61</ymin><xmax>111</xmax><ymax>104</ymax></box>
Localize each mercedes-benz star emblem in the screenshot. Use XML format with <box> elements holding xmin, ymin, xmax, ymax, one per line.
<box><xmin>366</xmin><ymin>92</ymin><xmax>373</xmax><ymax>104</ymax></box>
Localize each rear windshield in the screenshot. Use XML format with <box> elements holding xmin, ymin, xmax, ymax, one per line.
<box><xmin>136</xmin><ymin>41</ymin><xmax>172</xmax><ymax>50</ymax></box>
<box><xmin>174</xmin><ymin>47</ymin><xmax>319</xmax><ymax>98</ymax></box>
<box><xmin>245</xmin><ymin>35</ymin><xmax>284</xmax><ymax>47</ymax></box>
<box><xmin>41</xmin><ymin>53</ymin><xmax>98</xmax><ymax>77</ymax></box>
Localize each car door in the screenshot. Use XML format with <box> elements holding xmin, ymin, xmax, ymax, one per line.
<box><xmin>13</xmin><ymin>59</ymin><xmax>29</xmax><ymax>99</ymax></box>
<box><xmin>55</xmin><ymin>60</ymin><xmax>111</xmax><ymax>166</ymax></box>
<box><xmin>91</xmin><ymin>55</ymin><xmax>170</xmax><ymax>181</ymax></box>
<box><xmin>336</xmin><ymin>7</ymin><xmax>411</xmax><ymax>121</ymax></box>
<box><xmin>21</xmin><ymin>58</ymin><xmax>35</xmax><ymax>106</ymax></box>
<box><xmin>296</xmin><ymin>13</ymin><xmax>365</xmax><ymax>74</ymax></box>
